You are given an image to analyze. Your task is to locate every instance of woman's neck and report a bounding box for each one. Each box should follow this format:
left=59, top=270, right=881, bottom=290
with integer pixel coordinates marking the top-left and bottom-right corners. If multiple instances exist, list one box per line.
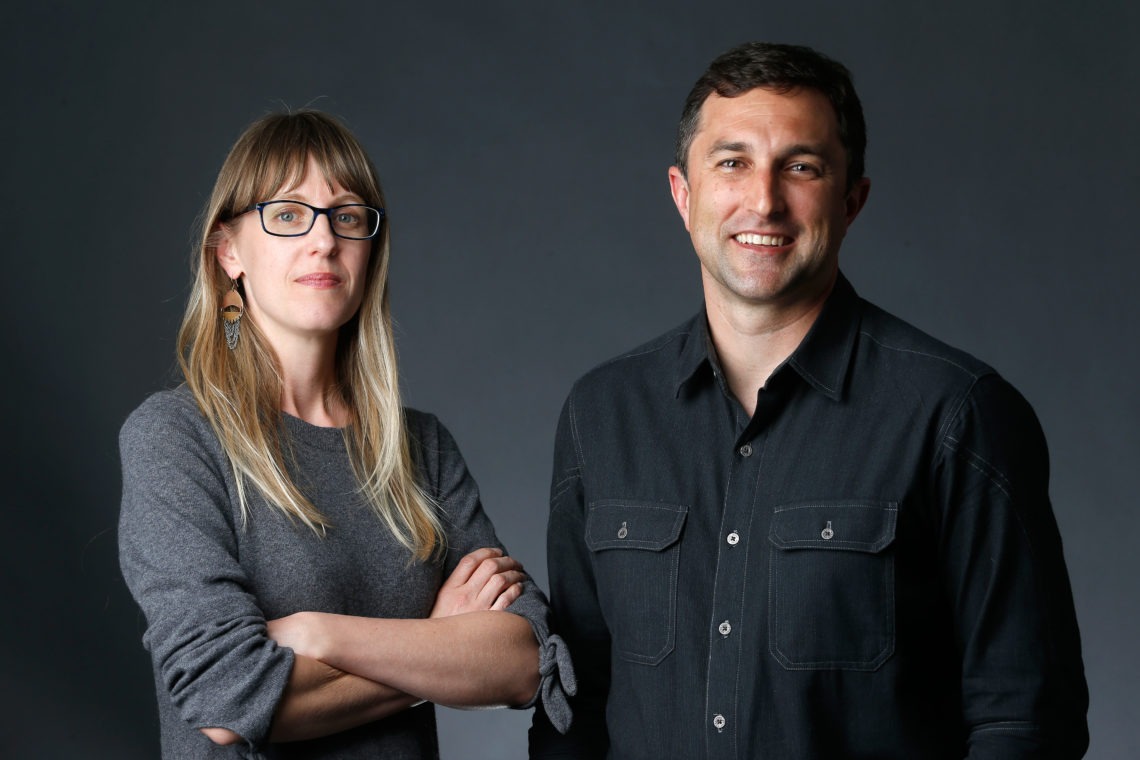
left=274, top=336, right=350, bottom=428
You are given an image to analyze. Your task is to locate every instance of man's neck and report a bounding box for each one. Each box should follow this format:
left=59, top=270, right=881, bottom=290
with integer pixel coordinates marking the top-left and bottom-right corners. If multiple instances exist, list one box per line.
left=705, top=283, right=833, bottom=417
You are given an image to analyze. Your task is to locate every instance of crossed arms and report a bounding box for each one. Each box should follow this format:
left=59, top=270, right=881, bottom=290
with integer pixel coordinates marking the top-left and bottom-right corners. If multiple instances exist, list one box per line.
left=202, top=547, right=539, bottom=745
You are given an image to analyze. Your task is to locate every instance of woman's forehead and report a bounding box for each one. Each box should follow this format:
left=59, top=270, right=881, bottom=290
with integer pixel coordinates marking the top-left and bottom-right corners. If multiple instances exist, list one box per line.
left=261, top=153, right=355, bottom=197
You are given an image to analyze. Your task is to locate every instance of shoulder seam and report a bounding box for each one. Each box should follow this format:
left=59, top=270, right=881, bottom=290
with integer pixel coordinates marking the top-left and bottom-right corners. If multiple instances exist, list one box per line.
left=586, top=328, right=692, bottom=375
left=858, top=330, right=987, bottom=379
left=937, top=376, right=1018, bottom=500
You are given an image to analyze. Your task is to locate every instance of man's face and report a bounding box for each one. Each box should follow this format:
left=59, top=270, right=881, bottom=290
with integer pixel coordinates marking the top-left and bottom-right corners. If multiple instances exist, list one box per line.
left=669, top=87, right=869, bottom=317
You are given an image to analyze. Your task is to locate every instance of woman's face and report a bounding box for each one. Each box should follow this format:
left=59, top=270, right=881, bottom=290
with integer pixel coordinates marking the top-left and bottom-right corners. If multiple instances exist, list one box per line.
left=216, top=156, right=373, bottom=354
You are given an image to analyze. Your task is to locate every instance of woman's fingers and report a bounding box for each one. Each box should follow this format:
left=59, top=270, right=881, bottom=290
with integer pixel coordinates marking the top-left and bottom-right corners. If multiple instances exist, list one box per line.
left=466, top=556, right=523, bottom=592
left=443, top=547, right=507, bottom=587
left=440, top=547, right=497, bottom=587
left=432, top=548, right=527, bottom=617
left=489, top=580, right=524, bottom=611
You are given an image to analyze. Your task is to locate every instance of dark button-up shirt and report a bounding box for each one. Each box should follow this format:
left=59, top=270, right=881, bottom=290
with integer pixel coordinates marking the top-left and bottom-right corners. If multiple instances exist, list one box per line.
left=530, top=274, right=1087, bottom=759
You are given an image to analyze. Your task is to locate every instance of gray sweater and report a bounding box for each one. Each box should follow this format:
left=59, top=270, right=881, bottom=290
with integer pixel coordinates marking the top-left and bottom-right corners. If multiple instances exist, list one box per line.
left=119, top=387, right=570, bottom=759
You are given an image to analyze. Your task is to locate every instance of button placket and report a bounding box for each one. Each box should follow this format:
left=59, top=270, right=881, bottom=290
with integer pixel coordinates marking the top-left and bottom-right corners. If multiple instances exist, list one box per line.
left=707, top=432, right=763, bottom=754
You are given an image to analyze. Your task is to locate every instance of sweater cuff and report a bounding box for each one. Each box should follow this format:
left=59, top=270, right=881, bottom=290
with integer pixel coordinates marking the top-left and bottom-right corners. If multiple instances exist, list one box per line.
left=515, top=630, right=576, bottom=734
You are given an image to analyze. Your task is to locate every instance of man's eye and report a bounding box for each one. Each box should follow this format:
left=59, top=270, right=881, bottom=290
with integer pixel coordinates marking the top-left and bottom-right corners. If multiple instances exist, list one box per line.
left=719, top=158, right=744, bottom=169
left=788, top=162, right=821, bottom=176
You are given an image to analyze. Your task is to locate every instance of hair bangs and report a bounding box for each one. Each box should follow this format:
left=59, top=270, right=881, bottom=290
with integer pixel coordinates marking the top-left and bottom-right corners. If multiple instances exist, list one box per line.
left=221, top=112, right=384, bottom=221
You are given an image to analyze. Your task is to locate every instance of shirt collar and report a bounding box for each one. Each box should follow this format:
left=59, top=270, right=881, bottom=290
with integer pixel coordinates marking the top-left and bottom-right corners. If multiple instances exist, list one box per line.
left=673, top=272, right=862, bottom=401
left=673, top=312, right=715, bottom=396
left=786, top=272, right=860, bottom=401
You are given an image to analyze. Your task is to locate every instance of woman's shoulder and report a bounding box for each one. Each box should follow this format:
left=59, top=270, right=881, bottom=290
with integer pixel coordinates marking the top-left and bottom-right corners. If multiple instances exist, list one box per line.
left=402, top=408, right=469, bottom=491
left=123, top=384, right=201, bottom=428
left=120, top=385, right=216, bottom=456
left=403, top=407, right=469, bottom=455
left=403, top=407, right=442, bottom=442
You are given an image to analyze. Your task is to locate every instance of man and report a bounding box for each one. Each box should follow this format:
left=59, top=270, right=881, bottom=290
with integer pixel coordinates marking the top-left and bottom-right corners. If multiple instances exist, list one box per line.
left=529, top=42, right=1088, bottom=759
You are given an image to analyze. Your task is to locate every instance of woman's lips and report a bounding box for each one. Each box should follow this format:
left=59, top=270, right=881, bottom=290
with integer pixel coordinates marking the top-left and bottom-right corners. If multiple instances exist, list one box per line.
left=295, top=273, right=342, bottom=288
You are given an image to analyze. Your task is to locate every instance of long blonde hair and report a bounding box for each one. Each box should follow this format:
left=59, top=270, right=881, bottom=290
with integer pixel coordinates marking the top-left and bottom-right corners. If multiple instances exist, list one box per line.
left=178, top=110, right=442, bottom=560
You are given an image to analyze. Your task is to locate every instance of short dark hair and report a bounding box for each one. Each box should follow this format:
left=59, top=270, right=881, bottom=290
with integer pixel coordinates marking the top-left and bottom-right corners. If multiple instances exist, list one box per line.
left=674, top=42, right=866, bottom=188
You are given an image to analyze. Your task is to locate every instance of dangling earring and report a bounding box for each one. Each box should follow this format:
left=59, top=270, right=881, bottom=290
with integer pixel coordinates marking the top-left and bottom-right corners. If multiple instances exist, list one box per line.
left=220, top=279, right=244, bottom=350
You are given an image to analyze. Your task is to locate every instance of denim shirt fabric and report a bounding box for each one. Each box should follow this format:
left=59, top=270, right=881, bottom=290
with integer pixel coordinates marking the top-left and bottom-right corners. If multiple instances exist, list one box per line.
left=529, top=274, right=1088, bottom=760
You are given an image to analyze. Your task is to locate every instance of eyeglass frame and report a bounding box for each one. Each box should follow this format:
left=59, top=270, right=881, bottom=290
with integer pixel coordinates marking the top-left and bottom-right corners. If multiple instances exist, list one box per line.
left=238, top=200, right=386, bottom=240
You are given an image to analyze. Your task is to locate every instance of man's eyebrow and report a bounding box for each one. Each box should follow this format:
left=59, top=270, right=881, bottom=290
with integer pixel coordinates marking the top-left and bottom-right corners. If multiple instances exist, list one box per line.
left=707, top=140, right=750, bottom=156
left=780, top=143, right=830, bottom=160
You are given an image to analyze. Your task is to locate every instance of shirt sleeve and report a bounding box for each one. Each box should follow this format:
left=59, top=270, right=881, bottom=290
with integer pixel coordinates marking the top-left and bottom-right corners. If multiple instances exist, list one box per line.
left=935, top=374, right=1088, bottom=759
left=118, top=392, right=293, bottom=750
left=528, top=393, right=611, bottom=757
left=410, top=411, right=575, bottom=733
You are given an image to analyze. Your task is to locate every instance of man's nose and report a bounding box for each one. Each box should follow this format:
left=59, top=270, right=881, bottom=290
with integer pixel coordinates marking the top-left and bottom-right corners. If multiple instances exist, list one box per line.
left=749, top=170, right=786, bottom=217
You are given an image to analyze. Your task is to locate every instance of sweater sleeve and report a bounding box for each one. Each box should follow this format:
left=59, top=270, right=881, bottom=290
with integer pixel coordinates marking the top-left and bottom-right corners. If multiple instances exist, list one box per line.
left=407, top=410, right=576, bottom=733
left=118, top=390, right=293, bottom=750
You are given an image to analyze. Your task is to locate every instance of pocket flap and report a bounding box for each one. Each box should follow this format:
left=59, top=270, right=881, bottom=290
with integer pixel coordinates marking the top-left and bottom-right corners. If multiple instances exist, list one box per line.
left=769, top=500, right=897, bottom=553
left=586, top=500, right=688, bottom=552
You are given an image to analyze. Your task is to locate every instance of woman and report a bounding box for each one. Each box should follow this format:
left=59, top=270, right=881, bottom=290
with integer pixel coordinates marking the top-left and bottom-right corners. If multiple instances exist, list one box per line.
left=119, top=111, right=571, bottom=758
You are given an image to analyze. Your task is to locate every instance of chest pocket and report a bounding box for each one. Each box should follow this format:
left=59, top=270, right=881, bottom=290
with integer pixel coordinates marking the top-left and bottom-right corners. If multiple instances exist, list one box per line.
left=768, top=500, right=897, bottom=671
left=586, top=500, right=687, bottom=665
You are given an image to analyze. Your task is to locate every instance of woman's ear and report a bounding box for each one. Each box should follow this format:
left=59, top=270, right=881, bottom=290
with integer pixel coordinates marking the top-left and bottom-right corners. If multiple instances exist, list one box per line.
left=214, top=225, right=243, bottom=280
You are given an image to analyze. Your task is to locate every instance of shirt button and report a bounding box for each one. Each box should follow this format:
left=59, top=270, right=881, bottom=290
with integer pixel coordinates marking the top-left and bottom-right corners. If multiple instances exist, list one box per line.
left=739, top=443, right=753, bottom=457
left=712, top=714, right=726, bottom=731
left=718, top=620, right=732, bottom=636
left=726, top=532, right=740, bottom=546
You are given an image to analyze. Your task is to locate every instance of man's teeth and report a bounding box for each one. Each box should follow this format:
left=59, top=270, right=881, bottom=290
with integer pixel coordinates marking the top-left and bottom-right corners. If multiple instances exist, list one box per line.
left=735, top=233, right=789, bottom=246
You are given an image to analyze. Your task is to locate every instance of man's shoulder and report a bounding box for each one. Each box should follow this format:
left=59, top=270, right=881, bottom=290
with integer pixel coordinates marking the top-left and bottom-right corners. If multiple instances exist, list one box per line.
left=855, top=298, right=996, bottom=385
left=569, top=315, right=699, bottom=399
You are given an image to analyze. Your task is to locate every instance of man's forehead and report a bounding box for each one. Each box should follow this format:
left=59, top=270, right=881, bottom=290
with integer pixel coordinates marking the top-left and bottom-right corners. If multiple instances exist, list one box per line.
left=693, top=87, right=840, bottom=145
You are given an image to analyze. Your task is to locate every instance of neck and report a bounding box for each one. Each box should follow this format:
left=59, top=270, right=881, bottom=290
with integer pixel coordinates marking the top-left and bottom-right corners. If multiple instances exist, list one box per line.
left=704, top=279, right=834, bottom=417
left=272, top=334, right=349, bottom=428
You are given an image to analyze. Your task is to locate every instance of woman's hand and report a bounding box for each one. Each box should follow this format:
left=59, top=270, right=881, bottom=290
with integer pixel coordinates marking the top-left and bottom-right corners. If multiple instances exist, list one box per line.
left=430, top=547, right=526, bottom=618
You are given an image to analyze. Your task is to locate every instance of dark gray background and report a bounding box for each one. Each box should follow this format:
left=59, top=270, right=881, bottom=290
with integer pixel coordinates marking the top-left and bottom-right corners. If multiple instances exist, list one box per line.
left=2, top=2, right=1136, bottom=757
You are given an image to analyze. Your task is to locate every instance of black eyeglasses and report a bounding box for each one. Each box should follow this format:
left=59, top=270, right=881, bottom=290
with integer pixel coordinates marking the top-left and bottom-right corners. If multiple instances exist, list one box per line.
left=241, top=200, right=384, bottom=240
